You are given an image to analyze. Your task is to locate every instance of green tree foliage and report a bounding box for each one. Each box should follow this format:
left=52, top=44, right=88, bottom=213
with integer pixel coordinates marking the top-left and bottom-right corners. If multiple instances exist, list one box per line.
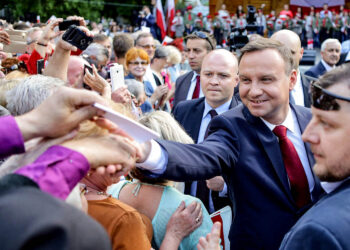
left=1, top=0, right=104, bottom=22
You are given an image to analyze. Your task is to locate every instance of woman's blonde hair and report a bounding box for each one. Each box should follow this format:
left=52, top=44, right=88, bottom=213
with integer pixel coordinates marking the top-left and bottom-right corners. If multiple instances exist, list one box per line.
left=166, top=45, right=182, bottom=65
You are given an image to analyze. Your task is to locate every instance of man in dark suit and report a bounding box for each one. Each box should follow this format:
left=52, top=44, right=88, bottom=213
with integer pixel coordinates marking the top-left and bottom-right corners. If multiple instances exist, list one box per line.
left=137, top=38, right=324, bottom=249
left=272, top=30, right=311, bottom=107
left=173, top=49, right=240, bottom=213
left=280, top=64, right=350, bottom=249
left=305, top=38, right=341, bottom=79
left=173, top=32, right=216, bottom=108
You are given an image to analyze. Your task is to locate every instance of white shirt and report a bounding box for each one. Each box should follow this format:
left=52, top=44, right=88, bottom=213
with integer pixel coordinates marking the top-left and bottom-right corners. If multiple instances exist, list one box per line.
left=260, top=107, right=315, bottom=194
left=290, top=71, right=305, bottom=106
left=321, top=59, right=336, bottom=72
left=143, top=65, right=157, bottom=92
left=185, top=71, right=204, bottom=101
left=321, top=178, right=350, bottom=194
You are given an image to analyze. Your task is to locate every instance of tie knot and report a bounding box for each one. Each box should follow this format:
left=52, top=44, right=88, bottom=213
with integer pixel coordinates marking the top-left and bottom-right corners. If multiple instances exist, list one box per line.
left=196, top=75, right=200, bottom=81
left=208, top=109, right=218, bottom=119
left=273, top=125, right=287, bottom=139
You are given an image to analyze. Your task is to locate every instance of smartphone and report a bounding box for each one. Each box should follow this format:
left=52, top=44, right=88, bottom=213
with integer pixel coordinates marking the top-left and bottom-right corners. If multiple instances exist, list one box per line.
left=37, top=59, right=45, bottom=74
left=62, top=25, right=93, bottom=51
left=59, top=20, right=80, bottom=31
left=110, top=63, right=125, bottom=91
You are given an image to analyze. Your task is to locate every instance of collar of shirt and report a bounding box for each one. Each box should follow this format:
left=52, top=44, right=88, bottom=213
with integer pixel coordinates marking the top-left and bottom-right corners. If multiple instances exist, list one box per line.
left=321, top=59, right=335, bottom=72
left=260, top=106, right=296, bottom=134
left=345, top=51, right=350, bottom=62
left=321, top=177, right=350, bottom=194
left=186, top=71, right=204, bottom=100
left=197, top=99, right=231, bottom=143
left=191, top=71, right=200, bottom=82
left=202, top=99, right=231, bottom=119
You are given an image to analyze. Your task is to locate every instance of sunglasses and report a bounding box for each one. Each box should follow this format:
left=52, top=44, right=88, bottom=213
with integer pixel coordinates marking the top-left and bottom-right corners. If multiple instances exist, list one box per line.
left=193, top=31, right=214, bottom=50
left=311, top=83, right=350, bottom=111
left=129, top=61, right=148, bottom=66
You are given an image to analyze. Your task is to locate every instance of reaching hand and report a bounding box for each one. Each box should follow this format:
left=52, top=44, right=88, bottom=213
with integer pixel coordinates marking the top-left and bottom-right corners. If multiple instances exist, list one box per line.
left=84, top=64, right=112, bottom=99
left=15, top=86, right=108, bottom=141
left=206, top=176, right=225, bottom=191
left=197, top=222, right=221, bottom=250
left=0, top=30, right=10, bottom=45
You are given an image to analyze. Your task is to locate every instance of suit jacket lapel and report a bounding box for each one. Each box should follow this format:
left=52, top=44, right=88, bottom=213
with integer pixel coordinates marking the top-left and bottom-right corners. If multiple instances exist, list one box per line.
left=243, top=107, right=294, bottom=203
left=191, top=99, right=205, bottom=143
left=291, top=105, right=324, bottom=199
left=300, top=74, right=311, bottom=107
left=181, top=71, right=194, bottom=101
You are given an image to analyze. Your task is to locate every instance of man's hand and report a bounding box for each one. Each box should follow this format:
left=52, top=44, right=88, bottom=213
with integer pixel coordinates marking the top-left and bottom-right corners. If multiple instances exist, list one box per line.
left=0, top=30, right=10, bottom=45
left=206, top=176, right=225, bottom=191
left=197, top=222, right=221, bottom=250
left=111, top=86, right=132, bottom=105
left=15, top=86, right=107, bottom=141
left=61, top=133, right=137, bottom=173
left=84, top=64, right=112, bottom=99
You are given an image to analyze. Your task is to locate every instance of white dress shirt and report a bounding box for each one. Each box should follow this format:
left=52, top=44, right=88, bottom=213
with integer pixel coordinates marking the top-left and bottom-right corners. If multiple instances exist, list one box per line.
left=290, top=71, right=305, bottom=106
left=321, top=177, right=350, bottom=194
left=321, top=59, right=336, bottom=72
left=185, top=71, right=204, bottom=101
left=261, top=107, right=315, bottom=194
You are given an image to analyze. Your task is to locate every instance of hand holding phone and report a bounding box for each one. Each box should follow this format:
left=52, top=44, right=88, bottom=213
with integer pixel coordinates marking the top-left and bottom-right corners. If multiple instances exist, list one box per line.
left=62, top=25, right=93, bottom=51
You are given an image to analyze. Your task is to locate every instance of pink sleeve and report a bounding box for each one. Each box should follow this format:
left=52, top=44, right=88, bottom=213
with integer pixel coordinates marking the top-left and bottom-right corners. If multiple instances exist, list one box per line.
left=15, top=145, right=90, bottom=200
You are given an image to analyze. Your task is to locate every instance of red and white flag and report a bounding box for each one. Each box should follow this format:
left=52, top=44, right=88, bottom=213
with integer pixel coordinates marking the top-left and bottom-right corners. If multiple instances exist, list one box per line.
left=166, top=0, right=175, bottom=36
left=156, top=0, right=167, bottom=39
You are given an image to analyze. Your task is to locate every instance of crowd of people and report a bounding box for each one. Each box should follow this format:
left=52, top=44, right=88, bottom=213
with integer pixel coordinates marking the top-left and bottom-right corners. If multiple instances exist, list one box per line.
left=0, top=3, right=350, bottom=250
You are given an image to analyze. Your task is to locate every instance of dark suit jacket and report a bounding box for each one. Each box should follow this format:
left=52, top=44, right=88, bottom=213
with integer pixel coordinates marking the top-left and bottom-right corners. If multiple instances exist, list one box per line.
left=280, top=179, right=350, bottom=250
left=173, top=71, right=194, bottom=108
left=172, top=96, right=240, bottom=211
left=304, top=61, right=327, bottom=79
left=337, top=52, right=350, bottom=65
left=155, top=104, right=324, bottom=250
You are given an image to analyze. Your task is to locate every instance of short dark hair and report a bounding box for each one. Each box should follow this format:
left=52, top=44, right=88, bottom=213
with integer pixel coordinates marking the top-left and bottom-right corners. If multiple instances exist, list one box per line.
left=185, top=32, right=216, bottom=51
left=113, top=33, right=134, bottom=59
left=93, top=34, right=109, bottom=43
left=239, top=38, right=294, bottom=75
left=317, top=64, right=350, bottom=89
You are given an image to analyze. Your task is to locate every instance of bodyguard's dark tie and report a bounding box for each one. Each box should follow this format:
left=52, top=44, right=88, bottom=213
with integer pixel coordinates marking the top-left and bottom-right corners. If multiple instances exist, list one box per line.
left=197, top=109, right=218, bottom=212
left=273, top=125, right=311, bottom=208
left=192, top=75, right=200, bottom=99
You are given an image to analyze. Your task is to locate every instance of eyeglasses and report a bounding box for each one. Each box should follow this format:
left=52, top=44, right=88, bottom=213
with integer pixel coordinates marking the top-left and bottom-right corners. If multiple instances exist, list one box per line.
left=193, top=31, right=214, bottom=50
left=129, top=61, right=148, bottom=66
left=79, top=183, right=88, bottom=196
left=311, top=82, right=350, bottom=111
left=140, top=44, right=156, bottom=49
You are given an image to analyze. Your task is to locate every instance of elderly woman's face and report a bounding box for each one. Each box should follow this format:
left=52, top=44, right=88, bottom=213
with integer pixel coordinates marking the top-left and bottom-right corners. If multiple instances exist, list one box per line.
left=128, top=56, right=148, bottom=79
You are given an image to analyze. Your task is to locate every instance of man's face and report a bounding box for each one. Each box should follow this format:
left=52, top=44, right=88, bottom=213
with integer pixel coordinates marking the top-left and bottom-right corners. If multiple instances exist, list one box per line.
left=239, top=49, right=296, bottom=124
left=302, top=84, right=350, bottom=181
left=201, top=52, right=238, bottom=108
left=321, top=42, right=341, bottom=66
left=185, top=39, right=208, bottom=73
left=136, top=37, right=155, bottom=59
left=97, top=39, right=112, bottom=60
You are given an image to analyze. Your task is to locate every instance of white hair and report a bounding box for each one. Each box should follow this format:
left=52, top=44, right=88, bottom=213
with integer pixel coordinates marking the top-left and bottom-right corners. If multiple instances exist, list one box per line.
left=6, top=75, right=65, bottom=116
left=125, top=79, right=145, bottom=100
left=321, top=38, right=341, bottom=51
left=166, top=45, right=182, bottom=65
left=83, top=43, right=109, bottom=63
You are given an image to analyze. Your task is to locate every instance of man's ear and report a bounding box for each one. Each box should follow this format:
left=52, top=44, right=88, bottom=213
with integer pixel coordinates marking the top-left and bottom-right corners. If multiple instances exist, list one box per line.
left=289, top=69, right=297, bottom=91
left=299, top=47, right=304, bottom=61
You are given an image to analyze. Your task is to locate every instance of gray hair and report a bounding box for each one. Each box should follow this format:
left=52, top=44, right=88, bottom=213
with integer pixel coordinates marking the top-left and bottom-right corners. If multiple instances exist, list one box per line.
left=6, top=75, right=65, bottom=116
left=125, top=79, right=145, bottom=100
left=321, top=39, right=341, bottom=52
left=83, top=43, right=109, bottom=63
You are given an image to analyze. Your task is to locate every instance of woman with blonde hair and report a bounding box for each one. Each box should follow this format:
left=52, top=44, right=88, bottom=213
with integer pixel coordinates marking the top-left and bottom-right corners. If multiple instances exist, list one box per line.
left=108, top=111, right=213, bottom=250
